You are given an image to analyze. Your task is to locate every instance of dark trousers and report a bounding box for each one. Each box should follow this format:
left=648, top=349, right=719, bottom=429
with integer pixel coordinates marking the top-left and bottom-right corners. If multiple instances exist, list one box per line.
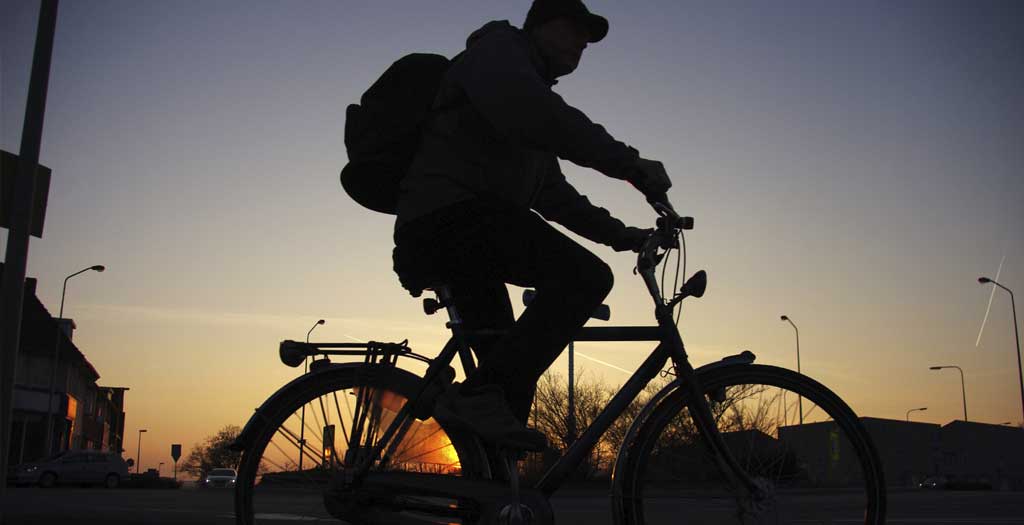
left=393, top=200, right=614, bottom=423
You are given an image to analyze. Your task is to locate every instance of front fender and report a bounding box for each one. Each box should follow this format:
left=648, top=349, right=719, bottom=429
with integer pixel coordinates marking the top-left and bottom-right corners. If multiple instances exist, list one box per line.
left=230, top=362, right=422, bottom=452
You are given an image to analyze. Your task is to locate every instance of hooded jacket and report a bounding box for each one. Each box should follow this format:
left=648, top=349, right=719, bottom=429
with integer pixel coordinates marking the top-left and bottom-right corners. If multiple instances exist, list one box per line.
left=395, top=21, right=641, bottom=249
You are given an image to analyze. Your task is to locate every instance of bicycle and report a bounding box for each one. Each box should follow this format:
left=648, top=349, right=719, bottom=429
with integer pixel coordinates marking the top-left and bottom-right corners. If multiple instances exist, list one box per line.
left=231, top=196, right=887, bottom=524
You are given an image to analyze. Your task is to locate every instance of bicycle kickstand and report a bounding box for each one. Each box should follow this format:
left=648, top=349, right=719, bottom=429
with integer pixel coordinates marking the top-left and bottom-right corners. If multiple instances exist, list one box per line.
left=497, top=448, right=534, bottom=525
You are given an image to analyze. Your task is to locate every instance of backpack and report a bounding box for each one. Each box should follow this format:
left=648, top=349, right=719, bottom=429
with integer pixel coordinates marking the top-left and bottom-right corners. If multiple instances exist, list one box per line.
left=340, top=53, right=451, bottom=214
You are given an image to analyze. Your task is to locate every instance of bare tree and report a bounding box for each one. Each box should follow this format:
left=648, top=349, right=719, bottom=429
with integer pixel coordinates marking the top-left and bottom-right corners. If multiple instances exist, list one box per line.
left=180, top=425, right=243, bottom=478
left=530, top=369, right=672, bottom=478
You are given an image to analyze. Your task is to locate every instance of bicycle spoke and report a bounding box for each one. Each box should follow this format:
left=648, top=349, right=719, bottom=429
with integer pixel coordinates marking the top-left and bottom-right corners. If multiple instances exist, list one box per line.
left=309, top=396, right=324, bottom=434
left=289, top=412, right=326, bottom=455
left=237, top=370, right=477, bottom=525
left=392, top=422, right=444, bottom=461
left=332, top=391, right=350, bottom=443
left=275, top=423, right=323, bottom=470
left=318, top=394, right=330, bottom=427
left=390, top=418, right=426, bottom=460
left=399, top=439, right=454, bottom=463
left=626, top=366, right=883, bottom=524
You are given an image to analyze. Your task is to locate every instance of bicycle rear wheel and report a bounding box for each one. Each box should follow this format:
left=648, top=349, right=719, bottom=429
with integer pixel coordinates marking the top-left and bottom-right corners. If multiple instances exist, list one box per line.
left=235, top=364, right=487, bottom=524
left=614, top=364, right=885, bottom=524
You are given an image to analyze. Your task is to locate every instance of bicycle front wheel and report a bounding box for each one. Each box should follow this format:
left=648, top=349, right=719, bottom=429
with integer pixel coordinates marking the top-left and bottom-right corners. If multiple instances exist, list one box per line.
left=235, top=364, right=487, bottom=525
left=615, top=364, right=886, bottom=524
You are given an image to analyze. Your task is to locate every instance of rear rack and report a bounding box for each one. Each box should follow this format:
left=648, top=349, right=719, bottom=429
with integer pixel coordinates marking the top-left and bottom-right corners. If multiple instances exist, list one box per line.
left=278, top=340, right=434, bottom=369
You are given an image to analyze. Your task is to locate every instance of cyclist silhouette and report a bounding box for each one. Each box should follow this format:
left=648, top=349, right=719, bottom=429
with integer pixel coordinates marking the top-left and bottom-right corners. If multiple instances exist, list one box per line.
left=392, top=0, right=671, bottom=451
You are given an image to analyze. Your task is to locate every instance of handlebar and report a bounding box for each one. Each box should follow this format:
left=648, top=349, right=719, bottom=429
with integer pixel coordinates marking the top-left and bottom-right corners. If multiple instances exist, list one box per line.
left=635, top=192, right=694, bottom=306
left=646, top=193, right=693, bottom=231
left=638, top=193, right=692, bottom=253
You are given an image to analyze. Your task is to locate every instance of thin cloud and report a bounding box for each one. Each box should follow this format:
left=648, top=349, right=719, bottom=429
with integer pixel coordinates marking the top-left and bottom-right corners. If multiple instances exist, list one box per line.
left=78, top=303, right=440, bottom=339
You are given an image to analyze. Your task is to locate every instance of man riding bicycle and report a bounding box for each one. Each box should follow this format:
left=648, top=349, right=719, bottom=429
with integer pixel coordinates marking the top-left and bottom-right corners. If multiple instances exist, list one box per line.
left=392, top=0, right=672, bottom=452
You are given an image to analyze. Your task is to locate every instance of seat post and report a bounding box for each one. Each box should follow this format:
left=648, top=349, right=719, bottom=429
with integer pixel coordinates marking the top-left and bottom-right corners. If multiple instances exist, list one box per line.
left=433, top=284, right=477, bottom=375
left=434, top=285, right=461, bottom=326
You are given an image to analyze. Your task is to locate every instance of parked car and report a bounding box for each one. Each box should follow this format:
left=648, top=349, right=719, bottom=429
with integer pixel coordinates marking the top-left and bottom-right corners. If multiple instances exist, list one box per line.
left=12, top=450, right=130, bottom=488
left=201, top=468, right=237, bottom=488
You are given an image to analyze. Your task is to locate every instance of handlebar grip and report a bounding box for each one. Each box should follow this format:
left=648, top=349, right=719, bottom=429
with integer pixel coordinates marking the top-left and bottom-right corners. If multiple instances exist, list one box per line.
left=646, top=192, right=671, bottom=209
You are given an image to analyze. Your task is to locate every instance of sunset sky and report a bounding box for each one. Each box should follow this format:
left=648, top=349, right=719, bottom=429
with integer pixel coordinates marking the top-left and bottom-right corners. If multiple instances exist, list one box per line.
left=3, top=0, right=1022, bottom=473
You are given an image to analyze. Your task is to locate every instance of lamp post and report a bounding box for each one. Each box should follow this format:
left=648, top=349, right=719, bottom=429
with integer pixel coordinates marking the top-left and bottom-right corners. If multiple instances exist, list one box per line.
left=929, top=365, right=967, bottom=421
left=44, top=265, right=105, bottom=455
left=136, top=429, right=147, bottom=474
left=297, top=319, right=325, bottom=472
left=978, top=277, right=1023, bottom=423
left=780, top=315, right=803, bottom=425
left=158, top=462, right=164, bottom=476
left=906, top=407, right=927, bottom=422
left=307, top=319, right=325, bottom=345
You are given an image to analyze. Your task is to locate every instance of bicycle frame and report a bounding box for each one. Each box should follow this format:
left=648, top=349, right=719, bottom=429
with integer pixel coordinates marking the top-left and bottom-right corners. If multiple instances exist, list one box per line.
left=265, top=202, right=763, bottom=510
left=326, top=288, right=760, bottom=503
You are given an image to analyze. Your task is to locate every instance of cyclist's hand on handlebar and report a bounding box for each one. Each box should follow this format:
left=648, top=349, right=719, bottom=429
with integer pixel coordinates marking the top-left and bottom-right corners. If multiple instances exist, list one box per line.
left=627, top=158, right=672, bottom=198
left=611, top=226, right=654, bottom=252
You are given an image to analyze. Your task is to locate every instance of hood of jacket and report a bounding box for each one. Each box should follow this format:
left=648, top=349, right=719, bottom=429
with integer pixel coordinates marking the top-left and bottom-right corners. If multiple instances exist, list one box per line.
left=465, top=20, right=556, bottom=85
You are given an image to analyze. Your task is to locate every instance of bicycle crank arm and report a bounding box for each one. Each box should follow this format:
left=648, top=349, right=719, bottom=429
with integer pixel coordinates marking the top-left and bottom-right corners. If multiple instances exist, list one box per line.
left=329, top=470, right=555, bottom=525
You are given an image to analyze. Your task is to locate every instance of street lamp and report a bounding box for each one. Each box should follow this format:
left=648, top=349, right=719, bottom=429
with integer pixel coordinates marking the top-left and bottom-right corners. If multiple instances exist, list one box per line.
left=45, top=264, right=105, bottom=455
left=136, top=429, right=147, bottom=474
left=929, top=365, right=968, bottom=421
left=780, top=315, right=803, bottom=425
left=158, top=462, right=164, bottom=476
left=978, top=277, right=1023, bottom=423
left=306, top=319, right=325, bottom=344
left=906, top=407, right=927, bottom=422
left=298, top=319, right=325, bottom=472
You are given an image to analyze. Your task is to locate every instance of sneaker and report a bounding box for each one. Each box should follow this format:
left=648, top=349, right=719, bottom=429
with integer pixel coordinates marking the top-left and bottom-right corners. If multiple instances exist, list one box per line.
left=435, top=384, right=547, bottom=452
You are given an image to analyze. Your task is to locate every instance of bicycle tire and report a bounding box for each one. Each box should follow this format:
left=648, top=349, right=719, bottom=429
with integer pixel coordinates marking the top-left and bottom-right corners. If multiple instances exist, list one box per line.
left=235, top=363, right=488, bottom=524
left=613, top=364, right=886, bottom=524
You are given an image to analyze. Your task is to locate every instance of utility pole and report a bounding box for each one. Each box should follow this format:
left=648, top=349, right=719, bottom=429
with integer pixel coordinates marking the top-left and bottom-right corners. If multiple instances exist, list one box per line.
left=567, top=341, right=576, bottom=443
left=0, top=0, right=60, bottom=510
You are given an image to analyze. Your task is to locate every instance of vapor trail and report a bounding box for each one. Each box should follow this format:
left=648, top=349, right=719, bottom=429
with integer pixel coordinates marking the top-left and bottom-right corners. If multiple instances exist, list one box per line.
left=976, top=255, right=1006, bottom=347
left=575, top=351, right=634, bottom=375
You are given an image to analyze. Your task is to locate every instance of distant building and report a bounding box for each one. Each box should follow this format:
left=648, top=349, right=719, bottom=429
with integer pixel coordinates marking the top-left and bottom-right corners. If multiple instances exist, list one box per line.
left=2, top=263, right=129, bottom=466
left=780, top=417, right=1023, bottom=489
left=776, top=418, right=940, bottom=487
left=939, top=420, right=1024, bottom=490
left=861, top=418, right=942, bottom=487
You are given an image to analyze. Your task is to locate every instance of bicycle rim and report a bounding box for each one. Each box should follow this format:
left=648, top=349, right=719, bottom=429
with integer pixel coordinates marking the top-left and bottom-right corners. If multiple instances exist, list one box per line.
left=620, top=364, right=885, bottom=525
left=235, top=365, right=485, bottom=524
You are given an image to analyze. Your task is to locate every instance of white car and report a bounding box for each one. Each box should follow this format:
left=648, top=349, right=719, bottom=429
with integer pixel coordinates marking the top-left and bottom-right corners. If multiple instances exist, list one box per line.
left=12, top=450, right=130, bottom=488
left=202, top=467, right=237, bottom=488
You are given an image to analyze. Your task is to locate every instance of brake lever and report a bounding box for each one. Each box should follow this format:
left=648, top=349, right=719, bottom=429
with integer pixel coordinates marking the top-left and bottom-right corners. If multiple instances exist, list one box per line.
left=649, top=199, right=675, bottom=218
left=644, top=191, right=671, bottom=213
